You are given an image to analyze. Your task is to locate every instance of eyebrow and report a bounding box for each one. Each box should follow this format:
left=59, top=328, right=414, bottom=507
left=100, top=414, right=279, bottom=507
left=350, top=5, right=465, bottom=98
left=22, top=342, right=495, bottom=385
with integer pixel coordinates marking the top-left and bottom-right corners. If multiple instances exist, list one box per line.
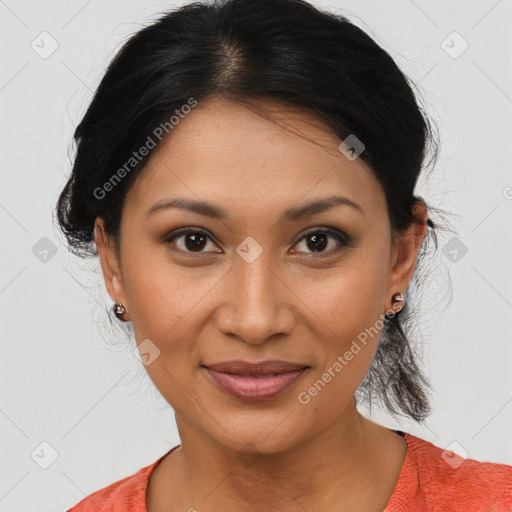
left=145, top=195, right=364, bottom=222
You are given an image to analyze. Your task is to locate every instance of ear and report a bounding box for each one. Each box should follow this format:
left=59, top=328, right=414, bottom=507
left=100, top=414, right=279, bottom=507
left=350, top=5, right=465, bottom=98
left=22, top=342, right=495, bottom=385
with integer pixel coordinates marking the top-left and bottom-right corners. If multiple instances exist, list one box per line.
left=94, top=217, right=130, bottom=321
left=386, top=200, right=428, bottom=312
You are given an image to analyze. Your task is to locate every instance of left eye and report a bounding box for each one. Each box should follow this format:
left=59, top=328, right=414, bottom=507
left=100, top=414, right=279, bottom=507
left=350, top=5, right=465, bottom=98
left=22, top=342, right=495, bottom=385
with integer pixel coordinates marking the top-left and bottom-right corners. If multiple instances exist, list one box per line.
left=292, top=229, right=347, bottom=255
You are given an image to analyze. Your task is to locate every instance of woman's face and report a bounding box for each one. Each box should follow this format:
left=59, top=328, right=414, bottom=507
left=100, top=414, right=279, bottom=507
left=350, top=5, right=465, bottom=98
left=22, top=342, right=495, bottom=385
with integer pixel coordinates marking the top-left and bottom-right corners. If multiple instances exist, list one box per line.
left=96, top=97, right=425, bottom=454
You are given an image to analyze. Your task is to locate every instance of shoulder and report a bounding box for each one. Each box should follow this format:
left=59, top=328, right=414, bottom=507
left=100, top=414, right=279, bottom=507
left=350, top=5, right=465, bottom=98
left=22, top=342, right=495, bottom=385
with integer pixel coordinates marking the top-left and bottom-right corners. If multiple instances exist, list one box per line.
left=65, top=454, right=166, bottom=512
left=402, top=433, right=512, bottom=511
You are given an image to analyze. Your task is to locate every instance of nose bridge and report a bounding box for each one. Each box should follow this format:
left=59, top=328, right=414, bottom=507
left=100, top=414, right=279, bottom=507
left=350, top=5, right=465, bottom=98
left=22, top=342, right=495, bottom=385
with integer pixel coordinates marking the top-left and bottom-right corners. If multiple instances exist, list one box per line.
left=217, top=248, right=293, bottom=344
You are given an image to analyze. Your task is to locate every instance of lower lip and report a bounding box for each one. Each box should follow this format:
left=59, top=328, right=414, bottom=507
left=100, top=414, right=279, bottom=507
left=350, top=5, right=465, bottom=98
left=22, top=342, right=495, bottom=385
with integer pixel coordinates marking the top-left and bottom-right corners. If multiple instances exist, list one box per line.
left=204, top=367, right=308, bottom=401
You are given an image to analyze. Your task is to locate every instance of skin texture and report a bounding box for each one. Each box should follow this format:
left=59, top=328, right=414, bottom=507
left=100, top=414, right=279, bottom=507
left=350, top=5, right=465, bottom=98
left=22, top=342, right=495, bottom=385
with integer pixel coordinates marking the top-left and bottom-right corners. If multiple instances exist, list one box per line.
left=95, top=97, right=428, bottom=511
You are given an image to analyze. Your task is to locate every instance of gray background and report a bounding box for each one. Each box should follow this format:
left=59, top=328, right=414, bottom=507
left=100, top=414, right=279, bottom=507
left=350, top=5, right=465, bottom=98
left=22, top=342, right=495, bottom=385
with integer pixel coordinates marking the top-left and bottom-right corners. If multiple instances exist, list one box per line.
left=0, top=0, right=511, bottom=510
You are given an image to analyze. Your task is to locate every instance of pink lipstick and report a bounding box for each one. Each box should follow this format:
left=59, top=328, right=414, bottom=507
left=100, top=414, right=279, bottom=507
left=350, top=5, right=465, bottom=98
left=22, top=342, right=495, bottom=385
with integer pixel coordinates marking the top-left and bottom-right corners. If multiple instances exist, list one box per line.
left=202, top=360, right=309, bottom=401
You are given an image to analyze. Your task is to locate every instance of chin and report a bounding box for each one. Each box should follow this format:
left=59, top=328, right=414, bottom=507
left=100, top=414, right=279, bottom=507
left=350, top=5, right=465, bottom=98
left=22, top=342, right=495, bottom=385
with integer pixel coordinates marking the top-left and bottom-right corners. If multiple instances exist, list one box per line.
left=204, top=412, right=310, bottom=456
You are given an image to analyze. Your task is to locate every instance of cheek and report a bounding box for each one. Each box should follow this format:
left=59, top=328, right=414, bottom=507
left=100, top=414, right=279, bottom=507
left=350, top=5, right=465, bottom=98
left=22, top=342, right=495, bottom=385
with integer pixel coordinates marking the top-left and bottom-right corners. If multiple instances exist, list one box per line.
left=122, top=241, right=220, bottom=336
left=295, top=309, right=381, bottom=427
left=121, top=247, right=229, bottom=384
left=297, top=259, right=387, bottom=396
left=303, top=258, right=386, bottom=344
left=123, top=258, right=209, bottom=407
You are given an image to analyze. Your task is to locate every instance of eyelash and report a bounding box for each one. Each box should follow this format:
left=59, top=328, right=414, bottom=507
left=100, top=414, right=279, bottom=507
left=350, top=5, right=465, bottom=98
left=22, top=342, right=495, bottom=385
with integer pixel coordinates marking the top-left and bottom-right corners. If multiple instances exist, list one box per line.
left=163, top=227, right=350, bottom=258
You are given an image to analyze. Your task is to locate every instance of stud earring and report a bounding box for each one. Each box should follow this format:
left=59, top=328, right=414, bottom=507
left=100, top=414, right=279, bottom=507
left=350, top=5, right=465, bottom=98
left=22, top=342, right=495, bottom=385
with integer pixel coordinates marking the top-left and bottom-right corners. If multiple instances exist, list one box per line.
left=113, top=302, right=126, bottom=320
left=391, top=292, right=404, bottom=312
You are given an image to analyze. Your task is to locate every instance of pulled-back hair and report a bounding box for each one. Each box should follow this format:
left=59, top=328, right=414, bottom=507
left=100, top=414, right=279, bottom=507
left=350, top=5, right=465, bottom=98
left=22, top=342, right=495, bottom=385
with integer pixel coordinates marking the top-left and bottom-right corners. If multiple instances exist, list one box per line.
left=56, top=0, right=453, bottom=422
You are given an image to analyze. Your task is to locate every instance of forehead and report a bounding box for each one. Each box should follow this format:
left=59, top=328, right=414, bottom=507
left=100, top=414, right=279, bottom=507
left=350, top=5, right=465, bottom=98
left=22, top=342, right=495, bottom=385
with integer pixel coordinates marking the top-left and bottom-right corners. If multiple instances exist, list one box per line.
left=124, top=97, right=386, bottom=222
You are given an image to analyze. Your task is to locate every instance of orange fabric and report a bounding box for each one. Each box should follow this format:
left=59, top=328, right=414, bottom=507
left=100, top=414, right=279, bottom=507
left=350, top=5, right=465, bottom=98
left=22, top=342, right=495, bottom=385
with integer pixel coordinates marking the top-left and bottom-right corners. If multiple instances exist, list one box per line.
left=67, top=432, right=512, bottom=511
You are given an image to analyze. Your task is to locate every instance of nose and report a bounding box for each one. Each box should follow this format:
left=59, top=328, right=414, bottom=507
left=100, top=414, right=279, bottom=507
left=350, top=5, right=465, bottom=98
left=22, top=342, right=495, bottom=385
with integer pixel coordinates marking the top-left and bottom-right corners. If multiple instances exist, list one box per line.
left=215, top=254, right=296, bottom=345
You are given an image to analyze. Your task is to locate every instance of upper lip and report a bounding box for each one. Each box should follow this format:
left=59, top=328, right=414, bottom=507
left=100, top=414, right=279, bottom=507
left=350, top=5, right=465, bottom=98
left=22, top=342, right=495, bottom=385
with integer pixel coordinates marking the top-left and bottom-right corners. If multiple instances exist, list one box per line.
left=203, top=360, right=309, bottom=375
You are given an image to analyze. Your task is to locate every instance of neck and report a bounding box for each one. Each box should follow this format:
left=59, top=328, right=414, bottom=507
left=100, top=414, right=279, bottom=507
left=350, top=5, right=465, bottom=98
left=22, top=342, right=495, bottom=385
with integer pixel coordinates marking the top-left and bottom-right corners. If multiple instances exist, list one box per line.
left=159, top=401, right=407, bottom=512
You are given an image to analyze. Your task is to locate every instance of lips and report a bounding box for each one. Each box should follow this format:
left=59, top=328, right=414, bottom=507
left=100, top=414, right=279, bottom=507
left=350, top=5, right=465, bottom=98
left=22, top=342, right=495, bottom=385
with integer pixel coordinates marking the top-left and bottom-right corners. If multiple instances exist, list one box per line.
left=205, top=360, right=308, bottom=375
left=202, top=360, right=310, bottom=401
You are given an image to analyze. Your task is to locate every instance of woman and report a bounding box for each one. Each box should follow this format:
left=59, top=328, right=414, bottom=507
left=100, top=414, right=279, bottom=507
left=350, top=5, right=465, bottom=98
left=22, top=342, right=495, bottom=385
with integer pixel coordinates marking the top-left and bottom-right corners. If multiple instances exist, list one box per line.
left=58, top=0, right=512, bottom=510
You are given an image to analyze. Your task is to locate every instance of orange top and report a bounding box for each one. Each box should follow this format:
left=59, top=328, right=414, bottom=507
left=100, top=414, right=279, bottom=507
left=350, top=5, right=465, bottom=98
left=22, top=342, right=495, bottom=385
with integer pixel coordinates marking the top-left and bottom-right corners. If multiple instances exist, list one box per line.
left=67, top=431, right=512, bottom=512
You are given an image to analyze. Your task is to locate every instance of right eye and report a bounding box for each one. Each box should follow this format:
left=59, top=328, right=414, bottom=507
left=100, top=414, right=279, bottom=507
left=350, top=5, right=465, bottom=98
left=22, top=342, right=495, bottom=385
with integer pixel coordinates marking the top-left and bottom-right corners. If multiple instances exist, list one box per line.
left=164, top=227, right=223, bottom=254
